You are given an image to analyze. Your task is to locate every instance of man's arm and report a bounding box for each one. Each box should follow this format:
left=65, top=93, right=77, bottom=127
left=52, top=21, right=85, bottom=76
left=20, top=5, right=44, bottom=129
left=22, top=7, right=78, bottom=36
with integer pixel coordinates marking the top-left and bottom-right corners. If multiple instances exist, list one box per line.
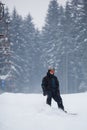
left=41, top=77, right=47, bottom=96
left=55, top=76, right=60, bottom=95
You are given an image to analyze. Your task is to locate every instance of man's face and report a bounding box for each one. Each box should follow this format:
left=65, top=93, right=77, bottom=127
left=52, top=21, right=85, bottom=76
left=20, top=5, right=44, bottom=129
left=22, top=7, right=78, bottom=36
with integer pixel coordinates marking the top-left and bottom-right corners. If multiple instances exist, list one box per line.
left=49, top=69, right=55, bottom=75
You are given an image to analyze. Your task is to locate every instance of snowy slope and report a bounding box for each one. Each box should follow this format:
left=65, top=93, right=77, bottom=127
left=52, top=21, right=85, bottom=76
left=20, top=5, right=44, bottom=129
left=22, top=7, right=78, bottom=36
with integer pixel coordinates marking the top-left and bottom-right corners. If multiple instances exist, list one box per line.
left=0, top=92, right=87, bottom=130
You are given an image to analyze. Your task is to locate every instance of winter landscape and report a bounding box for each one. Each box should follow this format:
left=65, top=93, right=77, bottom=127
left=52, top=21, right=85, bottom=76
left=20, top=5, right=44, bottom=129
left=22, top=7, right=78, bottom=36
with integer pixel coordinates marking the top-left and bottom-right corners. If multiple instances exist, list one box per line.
left=0, top=0, right=87, bottom=130
left=0, top=92, right=87, bottom=130
left=0, top=0, right=87, bottom=93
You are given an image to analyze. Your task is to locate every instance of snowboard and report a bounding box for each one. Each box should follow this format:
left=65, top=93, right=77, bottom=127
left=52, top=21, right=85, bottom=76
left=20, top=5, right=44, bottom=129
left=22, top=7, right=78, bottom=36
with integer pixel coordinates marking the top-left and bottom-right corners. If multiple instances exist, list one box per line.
left=64, top=110, right=78, bottom=115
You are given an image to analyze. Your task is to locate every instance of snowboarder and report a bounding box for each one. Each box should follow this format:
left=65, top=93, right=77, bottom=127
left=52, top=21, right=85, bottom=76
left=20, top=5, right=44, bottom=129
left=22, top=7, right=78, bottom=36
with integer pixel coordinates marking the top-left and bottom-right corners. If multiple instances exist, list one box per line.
left=41, top=68, right=65, bottom=111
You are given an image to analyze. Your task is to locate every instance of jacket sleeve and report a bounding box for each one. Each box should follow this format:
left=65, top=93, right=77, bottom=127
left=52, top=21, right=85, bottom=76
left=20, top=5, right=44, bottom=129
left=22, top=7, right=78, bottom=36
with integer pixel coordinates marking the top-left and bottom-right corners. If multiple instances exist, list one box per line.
left=41, top=77, right=47, bottom=91
left=55, top=76, right=59, bottom=87
left=55, top=77, right=60, bottom=95
left=41, top=77, right=48, bottom=96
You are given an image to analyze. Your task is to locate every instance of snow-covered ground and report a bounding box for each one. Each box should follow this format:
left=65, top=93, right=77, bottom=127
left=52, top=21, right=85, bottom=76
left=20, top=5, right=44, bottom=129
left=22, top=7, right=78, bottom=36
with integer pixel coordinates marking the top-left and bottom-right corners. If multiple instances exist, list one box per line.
left=0, top=92, right=87, bottom=130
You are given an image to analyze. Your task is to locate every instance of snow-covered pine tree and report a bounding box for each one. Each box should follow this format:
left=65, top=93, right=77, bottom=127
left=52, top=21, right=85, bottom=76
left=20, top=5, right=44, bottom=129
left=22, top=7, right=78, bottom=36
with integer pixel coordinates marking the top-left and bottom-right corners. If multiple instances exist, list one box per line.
left=0, top=6, right=12, bottom=91
left=81, top=0, right=87, bottom=91
left=60, top=1, right=73, bottom=93
left=67, top=0, right=84, bottom=93
left=10, top=8, right=25, bottom=92
left=62, top=0, right=87, bottom=93
left=74, top=0, right=87, bottom=92
left=61, top=0, right=83, bottom=93
left=22, top=14, right=36, bottom=92
left=32, top=29, right=43, bottom=92
left=41, top=0, right=60, bottom=70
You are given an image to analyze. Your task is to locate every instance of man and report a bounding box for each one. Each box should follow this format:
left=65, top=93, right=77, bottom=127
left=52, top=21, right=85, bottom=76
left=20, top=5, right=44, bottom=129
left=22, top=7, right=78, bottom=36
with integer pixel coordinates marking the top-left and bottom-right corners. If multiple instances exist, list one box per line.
left=41, top=68, right=65, bottom=111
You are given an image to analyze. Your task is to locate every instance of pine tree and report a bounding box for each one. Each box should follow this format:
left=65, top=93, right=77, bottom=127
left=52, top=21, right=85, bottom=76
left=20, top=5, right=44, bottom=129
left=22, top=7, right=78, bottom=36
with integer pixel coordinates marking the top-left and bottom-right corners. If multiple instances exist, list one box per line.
left=61, top=1, right=73, bottom=93
left=68, top=0, right=84, bottom=93
left=42, top=0, right=60, bottom=69
left=32, top=29, right=43, bottom=92
left=76, top=0, right=87, bottom=92
left=0, top=6, right=12, bottom=91
left=63, top=0, right=87, bottom=93
left=10, top=8, right=24, bottom=92
left=22, top=14, right=36, bottom=92
left=61, top=0, right=83, bottom=93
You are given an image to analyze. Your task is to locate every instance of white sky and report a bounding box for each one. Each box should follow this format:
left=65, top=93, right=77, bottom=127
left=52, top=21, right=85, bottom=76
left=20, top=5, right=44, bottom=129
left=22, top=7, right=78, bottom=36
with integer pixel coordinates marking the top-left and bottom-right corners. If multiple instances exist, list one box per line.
left=2, top=0, right=67, bottom=29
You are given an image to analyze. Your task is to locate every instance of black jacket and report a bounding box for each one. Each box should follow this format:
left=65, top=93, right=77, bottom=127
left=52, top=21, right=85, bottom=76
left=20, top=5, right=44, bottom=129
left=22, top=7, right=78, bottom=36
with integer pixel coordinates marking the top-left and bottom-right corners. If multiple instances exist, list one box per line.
left=41, top=71, right=60, bottom=94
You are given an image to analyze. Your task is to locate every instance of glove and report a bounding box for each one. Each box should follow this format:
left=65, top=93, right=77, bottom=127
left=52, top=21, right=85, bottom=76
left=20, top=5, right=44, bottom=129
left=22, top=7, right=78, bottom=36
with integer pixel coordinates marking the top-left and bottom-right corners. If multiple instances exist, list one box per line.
left=43, top=91, right=47, bottom=96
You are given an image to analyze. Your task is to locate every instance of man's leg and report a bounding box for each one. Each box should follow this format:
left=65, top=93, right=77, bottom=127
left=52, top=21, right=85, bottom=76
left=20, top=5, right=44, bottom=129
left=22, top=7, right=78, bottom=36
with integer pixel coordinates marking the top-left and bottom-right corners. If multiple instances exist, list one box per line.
left=53, top=92, right=64, bottom=110
left=57, top=96, right=64, bottom=110
left=46, top=91, right=52, bottom=106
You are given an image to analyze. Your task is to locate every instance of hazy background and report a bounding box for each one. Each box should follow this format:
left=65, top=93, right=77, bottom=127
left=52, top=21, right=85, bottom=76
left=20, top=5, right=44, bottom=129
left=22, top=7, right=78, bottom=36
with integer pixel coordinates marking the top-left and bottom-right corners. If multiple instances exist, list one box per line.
left=1, top=0, right=87, bottom=94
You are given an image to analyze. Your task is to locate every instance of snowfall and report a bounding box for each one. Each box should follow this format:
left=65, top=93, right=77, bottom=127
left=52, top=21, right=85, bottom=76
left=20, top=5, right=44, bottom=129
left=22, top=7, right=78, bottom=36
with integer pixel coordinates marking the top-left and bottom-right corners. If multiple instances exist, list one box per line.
left=0, top=92, right=87, bottom=130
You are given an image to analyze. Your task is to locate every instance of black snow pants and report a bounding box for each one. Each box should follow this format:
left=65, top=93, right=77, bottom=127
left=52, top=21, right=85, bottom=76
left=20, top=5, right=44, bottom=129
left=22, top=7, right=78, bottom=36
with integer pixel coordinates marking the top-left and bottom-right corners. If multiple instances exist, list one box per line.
left=46, top=89, right=64, bottom=111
